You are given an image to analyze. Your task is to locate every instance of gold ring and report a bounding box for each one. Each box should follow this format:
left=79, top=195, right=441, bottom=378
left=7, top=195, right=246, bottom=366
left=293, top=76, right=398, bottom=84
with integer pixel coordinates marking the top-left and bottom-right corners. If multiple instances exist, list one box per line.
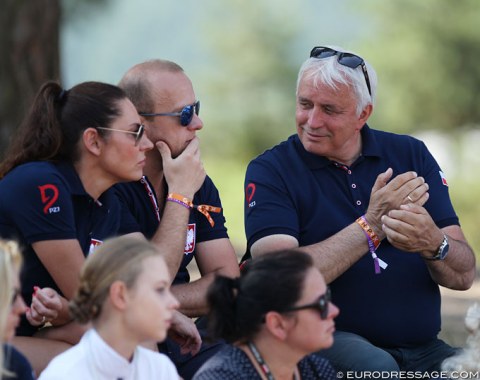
left=407, top=195, right=414, bottom=203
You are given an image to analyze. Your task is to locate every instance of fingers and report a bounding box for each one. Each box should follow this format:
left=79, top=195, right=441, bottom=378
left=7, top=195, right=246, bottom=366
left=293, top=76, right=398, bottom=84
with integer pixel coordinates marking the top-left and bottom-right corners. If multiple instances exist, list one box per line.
left=371, top=168, right=393, bottom=193
left=156, top=141, right=172, bottom=164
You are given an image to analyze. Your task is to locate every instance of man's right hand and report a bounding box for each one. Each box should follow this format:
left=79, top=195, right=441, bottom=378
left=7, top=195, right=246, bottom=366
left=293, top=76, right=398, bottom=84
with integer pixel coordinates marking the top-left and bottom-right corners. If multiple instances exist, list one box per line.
left=157, top=137, right=206, bottom=199
left=365, top=168, right=429, bottom=239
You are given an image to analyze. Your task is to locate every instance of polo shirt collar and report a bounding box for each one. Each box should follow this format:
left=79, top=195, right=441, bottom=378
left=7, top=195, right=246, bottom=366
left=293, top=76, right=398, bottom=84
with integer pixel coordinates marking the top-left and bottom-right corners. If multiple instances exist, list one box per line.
left=294, top=124, right=382, bottom=169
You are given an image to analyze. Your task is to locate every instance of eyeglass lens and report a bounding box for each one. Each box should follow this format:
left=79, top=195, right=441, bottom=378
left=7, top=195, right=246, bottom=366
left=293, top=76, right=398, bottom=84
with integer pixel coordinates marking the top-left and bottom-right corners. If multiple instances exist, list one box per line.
left=180, top=101, right=200, bottom=126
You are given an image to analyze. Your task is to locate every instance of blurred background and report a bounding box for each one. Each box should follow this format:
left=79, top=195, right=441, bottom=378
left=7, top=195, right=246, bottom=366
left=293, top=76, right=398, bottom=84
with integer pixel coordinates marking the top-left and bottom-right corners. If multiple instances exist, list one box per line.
left=2, top=0, right=479, bottom=259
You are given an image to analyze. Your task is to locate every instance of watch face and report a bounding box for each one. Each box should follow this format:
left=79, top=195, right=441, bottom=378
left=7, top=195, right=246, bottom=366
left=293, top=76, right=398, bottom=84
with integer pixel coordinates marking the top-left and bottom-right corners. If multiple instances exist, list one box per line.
left=439, top=236, right=449, bottom=260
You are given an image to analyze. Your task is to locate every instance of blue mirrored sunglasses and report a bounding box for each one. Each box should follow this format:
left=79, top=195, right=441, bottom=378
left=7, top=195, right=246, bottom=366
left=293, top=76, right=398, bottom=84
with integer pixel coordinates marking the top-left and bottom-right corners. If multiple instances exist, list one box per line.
left=140, top=101, right=200, bottom=126
left=310, top=46, right=372, bottom=96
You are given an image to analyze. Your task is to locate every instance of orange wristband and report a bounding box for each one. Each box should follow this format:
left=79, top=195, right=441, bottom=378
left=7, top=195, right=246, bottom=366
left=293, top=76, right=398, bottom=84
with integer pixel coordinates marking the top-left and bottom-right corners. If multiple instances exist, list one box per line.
left=166, top=193, right=222, bottom=227
left=356, top=215, right=381, bottom=250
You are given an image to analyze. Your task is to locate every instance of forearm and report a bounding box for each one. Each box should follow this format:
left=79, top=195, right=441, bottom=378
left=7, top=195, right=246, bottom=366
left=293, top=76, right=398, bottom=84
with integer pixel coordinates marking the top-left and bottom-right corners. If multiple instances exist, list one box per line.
left=171, top=275, right=214, bottom=317
left=150, top=201, right=190, bottom=279
left=299, top=222, right=373, bottom=284
left=34, top=320, right=89, bottom=345
left=424, top=235, right=476, bottom=290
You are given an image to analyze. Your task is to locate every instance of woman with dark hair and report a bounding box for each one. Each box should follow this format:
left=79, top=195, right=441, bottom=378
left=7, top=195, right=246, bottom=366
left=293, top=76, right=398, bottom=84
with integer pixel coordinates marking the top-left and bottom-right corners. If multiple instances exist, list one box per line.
left=0, top=80, right=153, bottom=374
left=39, top=236, right=180, bottom=380
left=193, top=250, right=339, bottom=380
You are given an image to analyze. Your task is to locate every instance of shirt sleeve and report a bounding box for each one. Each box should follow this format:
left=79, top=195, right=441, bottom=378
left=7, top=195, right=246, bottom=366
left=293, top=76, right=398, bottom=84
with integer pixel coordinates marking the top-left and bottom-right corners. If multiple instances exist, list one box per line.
left=193, top=175, right=229, bottom=243
left=4, top=168, right=77, bottom=243
left=244, top=157, right=300, bottom=249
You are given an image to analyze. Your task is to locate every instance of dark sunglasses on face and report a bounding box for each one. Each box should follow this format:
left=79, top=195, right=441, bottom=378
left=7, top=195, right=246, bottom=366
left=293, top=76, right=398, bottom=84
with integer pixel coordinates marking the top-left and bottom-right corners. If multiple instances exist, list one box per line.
left=97, top=123, right=145, bottom=146
left=284, top=286, right=331, bottom=320
left=310, top=46, right=372, bottom=97
left=139, top=101, right=200, bottom=127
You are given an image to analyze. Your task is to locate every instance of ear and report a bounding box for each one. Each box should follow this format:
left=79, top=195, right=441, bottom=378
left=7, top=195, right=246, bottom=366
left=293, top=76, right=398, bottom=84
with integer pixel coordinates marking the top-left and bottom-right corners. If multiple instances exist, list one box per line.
left=109, top=281, right=129, bottom=311
left=83, top=127, right=102, bottom=156
left=357, top=104, right=373, bottom=128
left=264, top=311, right=293, bottom=341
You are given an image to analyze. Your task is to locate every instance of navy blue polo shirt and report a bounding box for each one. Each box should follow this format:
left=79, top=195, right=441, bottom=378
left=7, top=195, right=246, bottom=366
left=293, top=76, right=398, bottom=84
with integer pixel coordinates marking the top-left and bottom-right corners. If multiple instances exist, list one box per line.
left=115, top=175, right=229, bottom=285
left=0, top=161, right=124, bottom=336
left=244, top=125, right=458, bottom=348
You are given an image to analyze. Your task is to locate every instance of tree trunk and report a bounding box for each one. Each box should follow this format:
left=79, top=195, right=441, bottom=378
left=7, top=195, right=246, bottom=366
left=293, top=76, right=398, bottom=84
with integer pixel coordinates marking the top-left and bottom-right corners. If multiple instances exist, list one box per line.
left=0, top=0, right=60, bottom=157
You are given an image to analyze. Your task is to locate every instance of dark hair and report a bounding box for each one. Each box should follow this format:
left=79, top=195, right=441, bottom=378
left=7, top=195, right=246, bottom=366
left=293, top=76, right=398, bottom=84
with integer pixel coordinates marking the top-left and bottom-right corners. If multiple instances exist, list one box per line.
left=0, top=81, right=127, bottom=178
left=207, top=250, right=313, bottom=343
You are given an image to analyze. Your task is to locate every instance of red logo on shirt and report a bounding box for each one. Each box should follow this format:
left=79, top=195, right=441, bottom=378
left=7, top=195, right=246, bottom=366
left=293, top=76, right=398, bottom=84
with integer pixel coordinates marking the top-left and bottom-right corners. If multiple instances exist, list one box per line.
left=38, top=184, right=59, bottom=214
left=439, top=171, right=448, bottom=187
left=246, top=183, right=256, bottom=208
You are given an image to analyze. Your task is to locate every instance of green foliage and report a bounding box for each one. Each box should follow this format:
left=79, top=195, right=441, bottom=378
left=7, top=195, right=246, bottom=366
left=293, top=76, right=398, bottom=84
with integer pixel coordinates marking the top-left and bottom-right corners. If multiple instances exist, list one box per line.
left=360, top=0, right=480, bottom=133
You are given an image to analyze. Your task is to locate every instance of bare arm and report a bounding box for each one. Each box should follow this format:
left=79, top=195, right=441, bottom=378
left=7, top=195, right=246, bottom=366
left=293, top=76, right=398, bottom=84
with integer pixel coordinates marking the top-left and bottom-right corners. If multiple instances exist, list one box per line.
left=252, top=169, right=429, bottom=284
left=172, top=238, right=239, bottom=317
left=151, top=138, right=206, bottom=278
left=382, top=204, right=476, bottom=290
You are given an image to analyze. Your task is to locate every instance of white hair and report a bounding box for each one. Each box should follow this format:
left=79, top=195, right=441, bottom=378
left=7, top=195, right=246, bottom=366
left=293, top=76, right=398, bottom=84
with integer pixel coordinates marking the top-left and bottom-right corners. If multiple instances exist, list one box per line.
left=296, top=45, right=377, bottom=116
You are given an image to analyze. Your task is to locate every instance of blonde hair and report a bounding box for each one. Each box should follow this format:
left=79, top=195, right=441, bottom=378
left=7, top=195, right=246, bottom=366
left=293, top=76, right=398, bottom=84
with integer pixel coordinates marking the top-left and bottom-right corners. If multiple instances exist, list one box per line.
left=0, top=239, right=23, bottom=377
left=70, top=236, right=162, bottom=324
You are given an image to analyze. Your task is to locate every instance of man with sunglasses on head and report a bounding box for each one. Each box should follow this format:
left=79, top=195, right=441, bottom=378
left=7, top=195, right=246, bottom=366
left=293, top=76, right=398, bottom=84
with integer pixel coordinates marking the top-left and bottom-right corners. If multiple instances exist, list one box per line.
left=116, top=59, right=240, bottom=380
left=243, top=45, right=476, bottom=374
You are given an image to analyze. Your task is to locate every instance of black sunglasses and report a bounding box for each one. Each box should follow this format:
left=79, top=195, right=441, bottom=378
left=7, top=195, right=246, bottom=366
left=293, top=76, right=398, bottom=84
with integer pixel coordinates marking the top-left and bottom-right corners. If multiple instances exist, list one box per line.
left=310, top=46, right=372, bottom=97
left=140, top=101, right=200, bottom=127
left=284, top=287, right=331, bottom=320
left=97, top=123, right=145, bottom=146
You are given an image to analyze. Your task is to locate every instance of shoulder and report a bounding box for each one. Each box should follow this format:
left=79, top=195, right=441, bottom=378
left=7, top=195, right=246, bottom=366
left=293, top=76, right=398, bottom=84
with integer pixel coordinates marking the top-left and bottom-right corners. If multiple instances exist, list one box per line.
left=2, top=344, right=35, bottom=380
left=136, top=347, right=178, bottom=377
left=299, top=353, right=337, bottom=379
left=248, top=135, right=297, bottom=167
left=0, top=162, right=65, bottom=187
left=194, top=346, right=257, bottom=380
left=38, top=343, right=87, bottom=380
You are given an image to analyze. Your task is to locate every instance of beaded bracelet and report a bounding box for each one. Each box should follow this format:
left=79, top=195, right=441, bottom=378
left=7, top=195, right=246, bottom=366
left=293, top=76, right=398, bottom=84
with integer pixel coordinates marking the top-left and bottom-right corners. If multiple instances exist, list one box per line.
left=356, top=215, right=388, bottom=274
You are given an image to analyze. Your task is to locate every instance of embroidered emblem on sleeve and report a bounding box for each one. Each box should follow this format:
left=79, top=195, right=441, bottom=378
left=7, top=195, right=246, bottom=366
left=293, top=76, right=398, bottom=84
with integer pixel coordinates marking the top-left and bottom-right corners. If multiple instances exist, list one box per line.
left=38, top=184, right=60, bottom=214
left=184, top=224, right=196, bottom=255
left=439, top=171, right=448, bottom=187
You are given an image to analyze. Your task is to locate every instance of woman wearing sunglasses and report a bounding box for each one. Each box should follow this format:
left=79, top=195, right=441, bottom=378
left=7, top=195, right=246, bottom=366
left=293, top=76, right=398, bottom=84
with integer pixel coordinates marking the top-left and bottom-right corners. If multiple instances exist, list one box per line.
left=0, top=81, right=153, bottom=375
left=1, top=239, right=34, bottom=380
left=193, top=250, right=339, bottom=380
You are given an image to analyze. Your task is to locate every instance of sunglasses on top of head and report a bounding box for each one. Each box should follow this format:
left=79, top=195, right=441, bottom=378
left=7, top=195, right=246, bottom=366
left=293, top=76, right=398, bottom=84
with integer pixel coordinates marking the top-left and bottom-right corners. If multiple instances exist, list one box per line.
left=97, top=123, right=145, bottom=146
left=139, top=101, right=200, bottom=127
left=284, top=286, right=331, bottom=320
left=310, top=46, right=372, bottom=97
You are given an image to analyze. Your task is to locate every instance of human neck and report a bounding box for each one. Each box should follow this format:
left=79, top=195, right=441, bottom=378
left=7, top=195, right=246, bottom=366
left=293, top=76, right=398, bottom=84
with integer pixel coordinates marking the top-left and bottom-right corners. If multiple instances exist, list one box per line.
left=327, top=134, right=363, bottom=167
left=245, top=337, right=302, bottom=380
left=74, top=159, right=115, bottom=201
left=94, top=319, right=137, bottom=362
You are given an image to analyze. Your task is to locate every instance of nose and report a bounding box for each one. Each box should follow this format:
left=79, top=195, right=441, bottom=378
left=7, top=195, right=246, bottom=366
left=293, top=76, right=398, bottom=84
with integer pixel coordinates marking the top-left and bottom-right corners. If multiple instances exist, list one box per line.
left=168, top=290, right=180, bottom=310
left=13, top=294, right=27, bottom=315
left=308, top=106, right=325, bottom=129
left=328, top=302, right=340, bottom=319
left=139, top=133, right=154, bottom=151
left=187, top=113, right=203, bottom=131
